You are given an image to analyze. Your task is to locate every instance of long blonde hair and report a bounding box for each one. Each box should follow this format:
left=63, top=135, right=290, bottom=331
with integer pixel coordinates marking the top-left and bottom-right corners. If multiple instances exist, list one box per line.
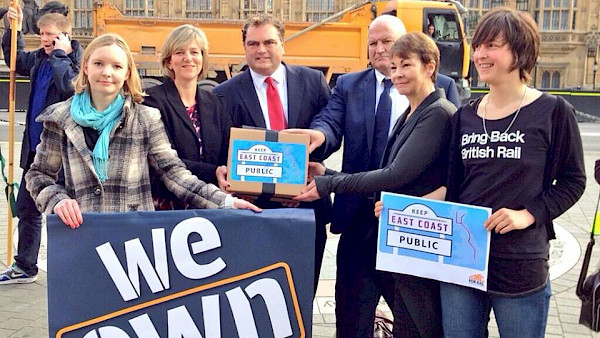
left=74, top=33, right=145, bottom=103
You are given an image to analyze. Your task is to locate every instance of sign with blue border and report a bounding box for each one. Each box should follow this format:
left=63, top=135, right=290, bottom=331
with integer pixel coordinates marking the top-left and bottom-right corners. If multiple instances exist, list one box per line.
left=376, top=192, right=491, bottom=290
left=230, top=140, right=306, bottom=184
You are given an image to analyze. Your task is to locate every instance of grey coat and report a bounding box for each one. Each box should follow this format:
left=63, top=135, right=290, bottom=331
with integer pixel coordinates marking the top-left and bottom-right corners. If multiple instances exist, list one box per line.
left=26, top=95, right=228, bottom=214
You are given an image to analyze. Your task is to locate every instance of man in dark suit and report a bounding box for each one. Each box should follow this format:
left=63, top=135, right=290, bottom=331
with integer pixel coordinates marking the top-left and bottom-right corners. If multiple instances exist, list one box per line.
left=436, top=72, right=461, bottom=108
left=299, top=15, right=450, bottom=337
left=213, top=14, right=332, bottom=295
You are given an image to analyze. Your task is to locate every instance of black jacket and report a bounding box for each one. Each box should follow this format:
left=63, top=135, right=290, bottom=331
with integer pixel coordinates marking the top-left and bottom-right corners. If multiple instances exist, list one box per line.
left=3, top=29, right=82, bottom=169
left=143, top=78, right=232, bottom=202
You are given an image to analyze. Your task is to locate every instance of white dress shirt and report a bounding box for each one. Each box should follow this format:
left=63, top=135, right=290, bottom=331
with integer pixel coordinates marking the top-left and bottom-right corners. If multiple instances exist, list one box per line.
left=374, top=69, right=409, bottom=136
left=249, top=64, right=289, bottom=129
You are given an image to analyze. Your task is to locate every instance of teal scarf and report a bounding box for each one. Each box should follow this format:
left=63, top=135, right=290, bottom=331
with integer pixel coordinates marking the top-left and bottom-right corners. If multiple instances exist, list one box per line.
left=70, top=91, right=125, bottom=182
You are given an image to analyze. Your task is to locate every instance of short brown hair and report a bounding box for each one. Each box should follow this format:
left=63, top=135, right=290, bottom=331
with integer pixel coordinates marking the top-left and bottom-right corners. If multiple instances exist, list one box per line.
left=37, top=13, right=71, bottom=33
left=390, top=32, right=440, bottom=82
left=471, top=8, right=540, bottom=82
left=160, top=25, right=210, bottom=80
left=242, top=14, right=285, bottom=44
left=74, top=33, right=145, bottom=103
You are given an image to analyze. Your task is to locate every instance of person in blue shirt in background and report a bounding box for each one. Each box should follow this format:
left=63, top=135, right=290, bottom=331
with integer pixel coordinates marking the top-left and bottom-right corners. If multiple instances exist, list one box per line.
left=0, top=5, right=81, bottom=284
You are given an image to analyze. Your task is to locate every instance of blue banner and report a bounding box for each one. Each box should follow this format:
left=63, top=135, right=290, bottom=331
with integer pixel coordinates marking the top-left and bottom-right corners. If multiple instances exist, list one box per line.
left=47, top=209, right=315, bottom=338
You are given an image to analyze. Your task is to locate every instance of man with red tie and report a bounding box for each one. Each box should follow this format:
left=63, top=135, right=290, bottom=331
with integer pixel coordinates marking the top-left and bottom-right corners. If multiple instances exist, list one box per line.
left=213, top=14, right=332, bottom=295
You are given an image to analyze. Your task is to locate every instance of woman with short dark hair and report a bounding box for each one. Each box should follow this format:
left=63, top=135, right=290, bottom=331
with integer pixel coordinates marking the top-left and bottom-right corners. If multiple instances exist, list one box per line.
left=296, top=32, right=454, bottom=337
left=441, top=8, right=585, bottom=337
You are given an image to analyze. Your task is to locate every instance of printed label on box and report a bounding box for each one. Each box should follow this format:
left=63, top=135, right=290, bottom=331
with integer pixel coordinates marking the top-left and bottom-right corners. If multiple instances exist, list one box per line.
left=230, top=141, right=306, bottom=184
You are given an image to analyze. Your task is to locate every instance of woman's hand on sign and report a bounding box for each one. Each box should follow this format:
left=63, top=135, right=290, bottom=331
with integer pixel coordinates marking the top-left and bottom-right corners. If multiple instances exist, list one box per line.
left=484, top=208, right=535, bottom=234
left=233, top=198, right=262, bottom=213
left=54, top=198, right=83, bottom=229
left=283, top=129, right=326, bottom=154
left=293, top=180, right=320, bottom=202
left=374, top=200, right=383, bottom=218
left=216, top=165, right=230, bottom=191
left=308, top=162, right=326, bottom=181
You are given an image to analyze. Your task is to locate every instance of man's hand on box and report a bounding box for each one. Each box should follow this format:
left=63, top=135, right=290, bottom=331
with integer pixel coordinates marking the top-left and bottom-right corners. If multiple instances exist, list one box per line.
left=216, top=165, right=230, bottom=191
left=283, top=129, right=325, bottom=153
left=293, top=180, right=320, bottom=202
left=308, top=162, right=326, bottom=181
left=281, top=201, right=300, bottom=208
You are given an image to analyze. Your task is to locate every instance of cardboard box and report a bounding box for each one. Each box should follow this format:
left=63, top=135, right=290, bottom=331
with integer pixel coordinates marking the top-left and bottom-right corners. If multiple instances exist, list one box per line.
left=226, top=127, right=309, bottom=201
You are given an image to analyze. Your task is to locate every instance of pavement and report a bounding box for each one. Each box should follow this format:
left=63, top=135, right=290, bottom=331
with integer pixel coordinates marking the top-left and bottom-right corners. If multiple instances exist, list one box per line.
left=2, top=140, right=600, bottom=337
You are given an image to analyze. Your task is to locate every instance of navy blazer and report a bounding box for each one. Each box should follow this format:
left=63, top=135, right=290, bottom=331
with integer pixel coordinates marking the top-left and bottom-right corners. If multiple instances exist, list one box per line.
left=311, top=69, right=455, bottom=234
left=435, top=73, right=461, bottom=108
left=213, top=64, right=331, bottom=131
left=213, top=64, right=333, bottom=224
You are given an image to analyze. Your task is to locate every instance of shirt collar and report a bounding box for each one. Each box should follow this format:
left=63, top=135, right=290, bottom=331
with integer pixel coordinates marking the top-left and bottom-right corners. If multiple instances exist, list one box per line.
left=250, top=63, right=286, bottom=89
left=374, top=69, right=389, bottom=85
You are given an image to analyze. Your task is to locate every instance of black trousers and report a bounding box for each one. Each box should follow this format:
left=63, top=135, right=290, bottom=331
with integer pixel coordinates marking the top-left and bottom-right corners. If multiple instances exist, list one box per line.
left=335, top=210, right=442, bottom=338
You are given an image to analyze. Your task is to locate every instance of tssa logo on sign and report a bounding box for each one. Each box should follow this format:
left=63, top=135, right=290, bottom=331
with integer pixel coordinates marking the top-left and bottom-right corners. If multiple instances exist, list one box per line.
left=47, top=209, right=315, bottom=338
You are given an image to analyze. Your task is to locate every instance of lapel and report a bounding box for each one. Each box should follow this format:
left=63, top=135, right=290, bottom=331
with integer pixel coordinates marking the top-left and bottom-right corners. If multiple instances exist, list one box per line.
left=285, top=64, right=304, bottom=128
left=364, top=70, right=377, bottom=157
left=164, top=79, right=201, bottom=144
left=196, top=89, right=218, bottom=163
left=62, top=116, right=98, bottom=180
left=238, top=69, right=266, bottom=128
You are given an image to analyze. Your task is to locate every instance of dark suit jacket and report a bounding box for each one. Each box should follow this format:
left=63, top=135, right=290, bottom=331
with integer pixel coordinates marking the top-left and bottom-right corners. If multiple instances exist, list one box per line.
left=315, top=89, right=454, bottom=199
left=213, top=64, right=333, bottom=224
left=311, top=69, right=456, bottom=234
left=435, top=73, right=461, bottom=108
left=144, top=78, right=232, bottom=201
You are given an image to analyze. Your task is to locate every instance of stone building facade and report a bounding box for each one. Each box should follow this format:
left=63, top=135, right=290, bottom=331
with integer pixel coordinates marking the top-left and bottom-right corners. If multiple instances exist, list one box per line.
left=1, top=0, right=598, bottom=89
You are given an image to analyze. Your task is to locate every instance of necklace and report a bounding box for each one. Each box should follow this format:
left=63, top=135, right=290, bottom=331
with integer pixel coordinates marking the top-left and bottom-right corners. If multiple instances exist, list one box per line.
left=482, top=86, right=527, bottom=137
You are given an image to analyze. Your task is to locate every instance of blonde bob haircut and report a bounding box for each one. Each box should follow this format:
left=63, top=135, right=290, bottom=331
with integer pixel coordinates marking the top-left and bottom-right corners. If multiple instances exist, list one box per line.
left=160, top=25, right=210, bottom=80
left=74, top=33, right=145, bottom=103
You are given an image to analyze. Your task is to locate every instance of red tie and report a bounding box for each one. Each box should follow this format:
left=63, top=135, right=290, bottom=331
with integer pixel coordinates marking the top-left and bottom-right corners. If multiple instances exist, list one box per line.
left=265, top=77, right=287, bottom=130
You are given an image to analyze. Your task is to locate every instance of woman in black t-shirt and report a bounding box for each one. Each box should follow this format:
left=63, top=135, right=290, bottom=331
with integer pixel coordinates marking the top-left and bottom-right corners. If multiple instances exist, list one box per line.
left=441, top=8, right=585, bottom=338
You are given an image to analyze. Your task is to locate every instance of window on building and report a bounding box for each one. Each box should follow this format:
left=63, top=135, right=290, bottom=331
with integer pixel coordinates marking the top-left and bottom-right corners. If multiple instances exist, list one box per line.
left=186, top=0, right=212, bottom=18
left=468, top=0, right=479, bottom=8
left=552, top=71, right=561, bottom=88
left=241, top=0, right=273, bottom=18
left=467, top=12, right=480, bottom=32
left=538, top=0, right=572, bottom=31
left=125, top=0, right=155, bottom=16
left=541, top=71, right=550, bottom=88
left=516, top=0, right=529, bottom=11
left=306, top=0, right=335, bottom=22
left=483, top=0, right=490, bottom=9
left=73, top=0, right=93, bottom=29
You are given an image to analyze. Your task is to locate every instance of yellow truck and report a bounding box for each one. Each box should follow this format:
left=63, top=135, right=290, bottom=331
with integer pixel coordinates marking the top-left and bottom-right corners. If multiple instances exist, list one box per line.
left=93, top=0, right=470, bottom=98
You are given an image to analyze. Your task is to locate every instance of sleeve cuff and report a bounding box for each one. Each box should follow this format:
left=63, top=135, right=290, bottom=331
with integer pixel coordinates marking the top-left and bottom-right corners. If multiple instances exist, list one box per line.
left=223, top=194, right=235, bottom=208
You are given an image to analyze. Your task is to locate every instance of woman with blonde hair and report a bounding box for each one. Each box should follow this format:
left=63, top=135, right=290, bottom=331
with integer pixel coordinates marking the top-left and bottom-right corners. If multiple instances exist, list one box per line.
left=26, top=33, right=260, bottom=228
left=144, top=24, right=232, bottom=210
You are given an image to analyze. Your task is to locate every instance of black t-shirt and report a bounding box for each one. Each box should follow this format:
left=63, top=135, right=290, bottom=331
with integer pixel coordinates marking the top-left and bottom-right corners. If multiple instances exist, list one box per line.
left=458, top=93, right=555, bottom=295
